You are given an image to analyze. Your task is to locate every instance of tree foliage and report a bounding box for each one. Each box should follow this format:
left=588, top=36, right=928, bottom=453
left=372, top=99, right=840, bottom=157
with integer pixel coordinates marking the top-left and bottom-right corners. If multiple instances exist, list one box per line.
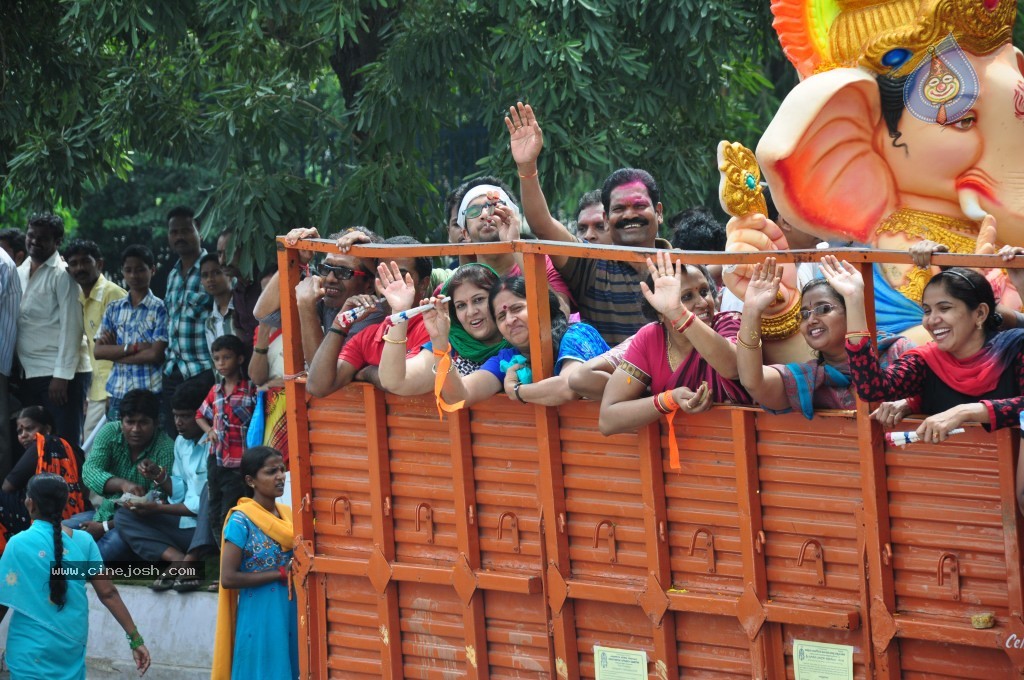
left=3, top=1, right=829, bottom=268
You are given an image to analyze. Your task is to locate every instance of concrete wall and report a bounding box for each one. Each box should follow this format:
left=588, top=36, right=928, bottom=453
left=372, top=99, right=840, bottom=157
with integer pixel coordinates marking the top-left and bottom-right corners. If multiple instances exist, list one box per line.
left=0, top=585, right=216, bottom=679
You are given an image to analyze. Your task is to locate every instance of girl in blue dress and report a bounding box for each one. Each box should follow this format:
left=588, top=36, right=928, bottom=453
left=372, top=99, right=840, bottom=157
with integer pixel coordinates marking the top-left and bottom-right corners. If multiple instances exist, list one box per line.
left=213, top=446, right=297, bottom=680
left=0, top=473, right=150, bottom=679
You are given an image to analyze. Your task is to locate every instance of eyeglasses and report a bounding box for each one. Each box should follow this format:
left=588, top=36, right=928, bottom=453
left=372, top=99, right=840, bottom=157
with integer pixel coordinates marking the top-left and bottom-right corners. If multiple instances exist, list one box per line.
left=463, top=200, right=507, bottom=220
left=315, top=263, right=367, bottom=280
left=799, top=303, right=839, bottom=321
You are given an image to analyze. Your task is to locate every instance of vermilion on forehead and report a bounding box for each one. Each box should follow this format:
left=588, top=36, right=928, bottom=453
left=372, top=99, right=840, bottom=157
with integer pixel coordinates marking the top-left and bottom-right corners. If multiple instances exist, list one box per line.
left=609, top=182, right=652, bottom=205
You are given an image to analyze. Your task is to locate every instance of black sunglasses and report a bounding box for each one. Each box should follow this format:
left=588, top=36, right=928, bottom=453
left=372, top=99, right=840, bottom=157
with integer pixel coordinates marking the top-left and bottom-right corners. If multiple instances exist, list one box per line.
left=315, top=263, right=368, bottom=281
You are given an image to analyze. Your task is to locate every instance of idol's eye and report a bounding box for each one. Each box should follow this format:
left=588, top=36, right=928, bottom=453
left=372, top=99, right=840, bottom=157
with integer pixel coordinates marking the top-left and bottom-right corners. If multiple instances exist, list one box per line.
left=949, top=114, right=976, bottom=131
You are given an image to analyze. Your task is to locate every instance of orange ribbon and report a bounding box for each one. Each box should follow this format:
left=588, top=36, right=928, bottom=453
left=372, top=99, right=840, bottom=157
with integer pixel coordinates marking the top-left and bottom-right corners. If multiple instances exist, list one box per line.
left=660, top=391, right=682, bottom=470
left=433, top=348, right=465, bottom=419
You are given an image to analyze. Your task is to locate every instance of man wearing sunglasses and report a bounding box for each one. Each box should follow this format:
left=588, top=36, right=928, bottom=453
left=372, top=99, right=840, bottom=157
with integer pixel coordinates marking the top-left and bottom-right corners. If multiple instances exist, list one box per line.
left=252, top=226, right=379, bottom=367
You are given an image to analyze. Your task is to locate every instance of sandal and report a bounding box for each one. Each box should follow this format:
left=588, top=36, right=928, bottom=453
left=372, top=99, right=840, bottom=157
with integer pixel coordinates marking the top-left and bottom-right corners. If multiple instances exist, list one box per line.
left=172, top=576, right=201, bottom=593
left=149, top=573, right=175, bottom=592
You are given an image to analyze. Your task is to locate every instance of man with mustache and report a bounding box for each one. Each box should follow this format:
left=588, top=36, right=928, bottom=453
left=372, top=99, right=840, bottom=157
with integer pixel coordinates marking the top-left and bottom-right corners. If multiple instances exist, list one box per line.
left=161, top=206, right=212, bottom=438
left=506, top=102, right=670, bottom=344
left=65, top=239, right=127, bottom=442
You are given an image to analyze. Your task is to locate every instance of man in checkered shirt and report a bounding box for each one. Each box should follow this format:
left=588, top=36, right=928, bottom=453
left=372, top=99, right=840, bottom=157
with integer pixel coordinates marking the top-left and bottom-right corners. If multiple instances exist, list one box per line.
left=160, top=206, right=212, bottom=437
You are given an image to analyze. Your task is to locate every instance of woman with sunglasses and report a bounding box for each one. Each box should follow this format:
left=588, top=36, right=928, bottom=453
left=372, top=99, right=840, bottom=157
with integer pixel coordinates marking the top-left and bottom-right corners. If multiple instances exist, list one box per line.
left=736, top=258, right=912, bottom=419
left=598, top=252, right=750, bottom=436
left=379, top=263, right=509, bottom=395
left=432, top=275, right=607, bottom=407
left=819, top=254, right=1024, bottom=442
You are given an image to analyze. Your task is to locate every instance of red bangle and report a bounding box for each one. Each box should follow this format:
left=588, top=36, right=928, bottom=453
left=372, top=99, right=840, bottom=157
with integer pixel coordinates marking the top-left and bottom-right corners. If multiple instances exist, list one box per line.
left=670, top=310, right=691, bottom=327
left=675, top=314, right=696, bottom=334
left=278, top=566, right=288, bottom=583
left=653, top=394, right=669, bottom=414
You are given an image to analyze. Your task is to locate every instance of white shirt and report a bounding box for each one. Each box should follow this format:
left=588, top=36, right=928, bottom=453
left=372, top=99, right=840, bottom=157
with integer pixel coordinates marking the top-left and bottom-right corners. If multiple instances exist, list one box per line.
left=0, top=249, right=21, bottom=376
left=17, top=251, right=85, bottom=379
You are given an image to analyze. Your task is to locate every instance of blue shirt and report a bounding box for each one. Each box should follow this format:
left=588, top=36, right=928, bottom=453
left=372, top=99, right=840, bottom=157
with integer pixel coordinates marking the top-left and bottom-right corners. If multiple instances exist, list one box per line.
left=164, top=255, right=212, bottom=378
left=479, top=322, right=609, bottom=382
left=170, top=434, right=210, bottom=530
left=99, top=291, right=169, bottom=397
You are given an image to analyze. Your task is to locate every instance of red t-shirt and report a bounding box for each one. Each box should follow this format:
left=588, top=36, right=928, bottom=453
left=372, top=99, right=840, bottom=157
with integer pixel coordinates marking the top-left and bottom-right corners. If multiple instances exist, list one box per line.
left=338, top=315, right=429, bottom=370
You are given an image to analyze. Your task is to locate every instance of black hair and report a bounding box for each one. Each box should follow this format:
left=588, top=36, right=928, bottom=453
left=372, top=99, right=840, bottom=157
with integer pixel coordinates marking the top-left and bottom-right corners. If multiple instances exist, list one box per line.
left=16, top=405, right=55, bottom=431
left=924, top=267, right=1002, bottom=335
left=800, top=278, right=846, bottom=312
left=211, top=334, right=246, bottom=357
left=668, top=208, right=726, bottom=251
left=199, top=253, right=222, bottom=270
left=488, top=275, right=568, bottom=354
left=121, top=244, right=156, bottom=268
left=166, top=205, right=196, bottom=223
left=27, top=473, right=70, bottom=609
left=600, top=168, right=660, bottom=214
left=27, top=213, right=65, bottom=241
left=63, top=238, right=103, bottom=262
left=240, top=446, right=284, bottom=497
left=877, top=74, right=910, bottom=151
left=171, top=376, right=213, bottom=412
left=574, top=190, right=603, bottom=222
left=120, top=389, right=160, bottom=422
left=0, top=228, right=27, bottom=254
left=639, top=264, right=716, bottom=321
left=382, top=235, right=432, bottom=280
left=328, top=226, right=383, bottom=244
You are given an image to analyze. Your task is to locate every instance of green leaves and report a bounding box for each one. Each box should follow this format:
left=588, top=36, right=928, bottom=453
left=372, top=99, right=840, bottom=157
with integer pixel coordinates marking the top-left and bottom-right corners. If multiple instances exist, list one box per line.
left=3, top=0, right=808, bottom=269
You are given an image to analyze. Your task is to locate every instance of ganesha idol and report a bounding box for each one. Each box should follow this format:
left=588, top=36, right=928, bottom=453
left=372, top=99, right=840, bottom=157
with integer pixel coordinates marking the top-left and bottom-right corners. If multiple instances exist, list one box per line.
left=721, top=0, right=1024, bottom=358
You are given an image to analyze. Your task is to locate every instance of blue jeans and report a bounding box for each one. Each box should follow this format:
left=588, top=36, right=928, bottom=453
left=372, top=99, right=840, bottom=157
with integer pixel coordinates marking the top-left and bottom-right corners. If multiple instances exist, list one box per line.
left=64, top=510, right=138, bottom=563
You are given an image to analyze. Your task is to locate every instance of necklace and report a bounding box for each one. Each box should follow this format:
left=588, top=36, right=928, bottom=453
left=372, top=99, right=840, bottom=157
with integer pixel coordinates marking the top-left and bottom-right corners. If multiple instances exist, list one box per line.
left=665, top=326, right=691, bottom=372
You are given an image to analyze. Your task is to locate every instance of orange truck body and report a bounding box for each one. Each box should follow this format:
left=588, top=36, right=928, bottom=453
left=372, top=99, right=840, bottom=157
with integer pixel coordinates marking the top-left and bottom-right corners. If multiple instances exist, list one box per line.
left=278, top=239, right=1024, bottom=678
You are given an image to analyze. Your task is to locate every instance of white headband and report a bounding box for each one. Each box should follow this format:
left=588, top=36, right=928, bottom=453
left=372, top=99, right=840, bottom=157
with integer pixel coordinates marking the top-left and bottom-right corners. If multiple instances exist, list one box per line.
left=457, top=185, right=519, bottom=229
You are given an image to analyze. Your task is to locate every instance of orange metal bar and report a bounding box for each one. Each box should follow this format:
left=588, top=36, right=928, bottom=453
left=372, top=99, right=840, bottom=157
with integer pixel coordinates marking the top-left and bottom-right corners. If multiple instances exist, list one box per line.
left=362, top=386, right=403, bottom=678
left=446, top=407, right=490, bottom=679
left=637, top=421, right=679, bottom=676
left=277, top=242, right=324, bottom=680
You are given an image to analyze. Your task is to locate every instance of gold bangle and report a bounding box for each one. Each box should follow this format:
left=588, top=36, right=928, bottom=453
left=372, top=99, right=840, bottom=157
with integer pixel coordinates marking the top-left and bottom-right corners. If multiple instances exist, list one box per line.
left=382, top=334, right=407, bottom=345
left=518, top=170, right=538, bottom=180
left=736, top=334, right=762, bottom=350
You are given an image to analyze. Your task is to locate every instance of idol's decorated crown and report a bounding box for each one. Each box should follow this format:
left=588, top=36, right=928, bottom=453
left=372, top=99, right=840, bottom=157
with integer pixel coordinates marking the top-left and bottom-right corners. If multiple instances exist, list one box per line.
left=772, top=0, right=1017, bottom=78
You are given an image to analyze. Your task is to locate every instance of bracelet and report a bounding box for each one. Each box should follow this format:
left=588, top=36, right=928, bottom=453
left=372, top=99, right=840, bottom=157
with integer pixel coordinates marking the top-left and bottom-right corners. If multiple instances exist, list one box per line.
left=327, top=326, right=347, bottom=337
left=127, top=629, right=145, bottom=651
left=518, top=169, right=539, bottom=180
left=844, top=330, right=871, bottom=339
left=736, top=334, right=762, bottom=350
left=253, top=347, right=269, bottom=354
left=382, top=333, right=407, bottom=345
left=102, top=520, right=110, bottom=533
left=674, top=314, right=696, bottom=334
left=123, top=343, right=130, bottom=356
left=278, top=565, right=288, bottom=583
left=513, top=382, right=527, bottom=403
left=669, top=310, right=691, bottom=328
left=155, top=467, right=167, bottom=484
left=653, top=393, right=670, bottom=414
left=431, top=361, right=455, bottom=375
left=657, top=390, right=680, bottom=413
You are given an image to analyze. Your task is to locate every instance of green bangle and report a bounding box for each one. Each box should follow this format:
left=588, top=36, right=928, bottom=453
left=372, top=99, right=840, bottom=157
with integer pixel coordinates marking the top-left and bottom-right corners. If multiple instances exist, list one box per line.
left=127, top=629, right=144, bottom=650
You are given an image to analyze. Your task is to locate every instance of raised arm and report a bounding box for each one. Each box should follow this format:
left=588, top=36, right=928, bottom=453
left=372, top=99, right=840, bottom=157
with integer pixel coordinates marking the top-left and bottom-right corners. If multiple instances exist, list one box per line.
left=643, top=252, right=739, bottom=379
left=736, top=258, right=790, bottom=410
left=505, top=102, right=574, bottom=269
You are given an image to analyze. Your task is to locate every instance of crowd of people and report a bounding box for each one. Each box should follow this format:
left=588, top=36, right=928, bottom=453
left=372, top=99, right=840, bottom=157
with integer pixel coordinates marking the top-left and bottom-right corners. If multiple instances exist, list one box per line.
left=0, top=208, right=295, bottom=676
left=1, top=100, right=1024, bottom=678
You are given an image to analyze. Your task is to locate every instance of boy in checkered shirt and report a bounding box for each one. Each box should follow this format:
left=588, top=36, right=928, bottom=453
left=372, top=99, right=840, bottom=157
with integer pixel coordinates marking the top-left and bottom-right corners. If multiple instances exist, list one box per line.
left=196, top=334, right=256, bottom=540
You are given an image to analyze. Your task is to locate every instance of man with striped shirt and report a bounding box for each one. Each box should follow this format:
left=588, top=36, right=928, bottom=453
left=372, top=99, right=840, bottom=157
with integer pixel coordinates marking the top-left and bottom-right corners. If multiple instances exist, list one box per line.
left=507, top=103, right=671, bottom=345
left=0, top=246, right=21, bottom=478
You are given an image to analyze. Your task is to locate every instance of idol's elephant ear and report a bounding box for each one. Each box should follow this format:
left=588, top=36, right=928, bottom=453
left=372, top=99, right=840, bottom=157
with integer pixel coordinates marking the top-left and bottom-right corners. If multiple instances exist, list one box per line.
left=757, top=68, right=897, bottom=245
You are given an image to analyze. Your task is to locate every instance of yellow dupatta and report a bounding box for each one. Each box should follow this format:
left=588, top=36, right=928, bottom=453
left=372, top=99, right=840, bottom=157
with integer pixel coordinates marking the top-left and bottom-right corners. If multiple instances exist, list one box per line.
left=211, top=497, right=294, bottom=680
